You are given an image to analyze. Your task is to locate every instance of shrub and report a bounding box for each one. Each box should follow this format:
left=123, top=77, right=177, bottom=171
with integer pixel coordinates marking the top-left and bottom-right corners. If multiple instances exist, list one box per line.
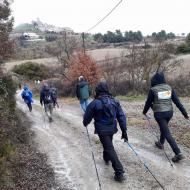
left=0, top=74, right=16, bottom=187
left=12, top=62, right=50, bottom=80
left=168, top=73, right=190, bottom=96
left=68, top=52, right=101, bottom=87
left=176, top=43, right=190, bottom=54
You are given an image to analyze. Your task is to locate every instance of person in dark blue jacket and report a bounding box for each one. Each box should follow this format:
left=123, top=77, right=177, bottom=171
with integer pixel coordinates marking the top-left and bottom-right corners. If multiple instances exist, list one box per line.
left=143, top=72, right=189, bottom=162
left=21, top=85, right=33, bottom=112
left=83, top=82, right=128, bottom=182
left=40, top=83, right=55, bottom=122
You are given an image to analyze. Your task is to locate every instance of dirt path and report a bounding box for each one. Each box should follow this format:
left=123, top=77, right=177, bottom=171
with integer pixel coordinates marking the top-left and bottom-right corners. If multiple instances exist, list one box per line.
left=16, top=93, right=190, bottom=190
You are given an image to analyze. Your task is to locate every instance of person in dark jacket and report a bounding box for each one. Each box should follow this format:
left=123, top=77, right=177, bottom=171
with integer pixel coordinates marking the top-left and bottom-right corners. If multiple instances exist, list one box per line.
left=143, top=72, right=189, bottom=162
left=21, top=85, right=33, bottom=112
left=50, top=84, right=58, bottom=108
left=40, top=83, right=55, bottom=122
left=83, top=82, right=128, bottom=182
left=76, top=76, right=90, bottom=112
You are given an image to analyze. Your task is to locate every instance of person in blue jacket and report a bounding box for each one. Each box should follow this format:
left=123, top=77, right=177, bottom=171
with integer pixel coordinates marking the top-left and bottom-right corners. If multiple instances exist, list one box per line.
left=143, top=72, right=189, bottom=162
left=83, top=82, right=128, bottom=182
left=21, top=85, right=33, bottom=112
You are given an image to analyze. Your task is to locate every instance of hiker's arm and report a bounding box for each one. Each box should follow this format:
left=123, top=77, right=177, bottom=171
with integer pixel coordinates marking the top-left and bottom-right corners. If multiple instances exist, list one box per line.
left=172, top=89, right=188, bottom=118
left=116, top=102, right=127, bottom=132
left=29, top=91, right=33, bottom=98
left=88, top=86, right=92, bottom=96
left=21, top=91, right=24, bottom=99
left=40, top=91, right=43, bottom=105
left=83, top=102, right=95, bottom=127
left=143, top=89, right=154, bottom=114
left=76, top=85, right=80, bottom=99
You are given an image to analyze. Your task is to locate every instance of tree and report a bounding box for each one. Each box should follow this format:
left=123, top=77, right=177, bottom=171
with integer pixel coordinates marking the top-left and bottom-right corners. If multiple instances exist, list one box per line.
left=68, top=52, right=101, bottom=87
left=102, top=41, right=181, bottom=95
left=115, top=29, right=123, bottom=43
left=152, top=30, right=175, bottom=41
left=167, top=32, right=175, bottom=39
left=124, top=30, right=143, bottom=42
left=135, top=31, right=143, bottom=41
left=93, top=33, right=104, bottom=43
left=0, top=0, right=14, bottom=63
left=45, top=32, right=79, bottom=69
left=103, top=31, right=115, bottom=43
left=186, top=33, right=190, bottom=45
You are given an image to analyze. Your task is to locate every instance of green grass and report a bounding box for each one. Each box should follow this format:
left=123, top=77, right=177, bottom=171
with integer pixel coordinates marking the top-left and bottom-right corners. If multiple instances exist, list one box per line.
left=34, top=95, right=40, bottom=100
left=116, top=95, right=146, bottom=101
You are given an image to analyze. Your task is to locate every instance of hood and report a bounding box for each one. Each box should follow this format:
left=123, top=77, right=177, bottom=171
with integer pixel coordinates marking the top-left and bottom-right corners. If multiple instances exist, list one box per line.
left=95, top=82, right=110, bottom=96
left=23, top=85, right=28, bottom=91
left=151, top=72, right=166, bottom=87
left=44, top=86, right=50, bottom=91
left=78, top=81, right=88, bottom=88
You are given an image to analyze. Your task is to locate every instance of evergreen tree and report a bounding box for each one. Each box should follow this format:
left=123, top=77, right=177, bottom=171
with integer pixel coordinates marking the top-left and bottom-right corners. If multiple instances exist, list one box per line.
left=186, top=33, right=190, bottom=45
left=0, top=0, right=14, bottom=63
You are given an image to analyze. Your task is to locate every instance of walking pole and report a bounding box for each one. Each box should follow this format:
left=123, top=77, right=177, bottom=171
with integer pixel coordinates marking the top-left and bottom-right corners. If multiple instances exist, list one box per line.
left=145, top=115, right=174, bottom=167
left=41, top=104, right=47, bottom=128
left=124, top=140, right=165, bottom=190
left=85, top=127, right=102, bottom=190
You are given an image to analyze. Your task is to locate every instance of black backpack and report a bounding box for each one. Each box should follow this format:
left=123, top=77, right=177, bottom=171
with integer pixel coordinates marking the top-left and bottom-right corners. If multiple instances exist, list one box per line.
left=44, top=90, right=52, bottom=103
left=51, top=88, right=57, bottom=99
left=100, top=97, right=117, bottom=125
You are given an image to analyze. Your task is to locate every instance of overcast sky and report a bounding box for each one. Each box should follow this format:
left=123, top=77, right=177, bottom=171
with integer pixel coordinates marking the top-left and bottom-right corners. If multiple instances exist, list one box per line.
left=11, top=0, right=190, bottom=35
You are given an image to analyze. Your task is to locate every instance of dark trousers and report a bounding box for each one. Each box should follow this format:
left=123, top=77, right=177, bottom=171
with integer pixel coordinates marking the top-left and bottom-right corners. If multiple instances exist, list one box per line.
left=155, top=112, right=181, bottom=155
left=98, top=134, right=124, bottom=175
left=27, top=102, right=32, bottom=112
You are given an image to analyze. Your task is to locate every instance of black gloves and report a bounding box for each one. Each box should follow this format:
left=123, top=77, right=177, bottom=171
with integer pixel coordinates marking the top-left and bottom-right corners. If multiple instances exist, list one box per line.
left=121, top=131, right=128, bottom=142
left=143, top=111, right=146, bottom=115
left=184, top=114, right=189, bottom=120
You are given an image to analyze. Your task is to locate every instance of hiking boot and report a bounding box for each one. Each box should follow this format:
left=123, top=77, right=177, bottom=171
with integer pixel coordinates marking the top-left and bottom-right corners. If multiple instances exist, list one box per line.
left=114, top=173, right=126, bottom=182
left=104, top=160, right=110, bottom=165
left=49, top=117, right=53, bottom=122
left=172, top=153, right=184, bottom=163
left=155, top=141, right=164, bottom=150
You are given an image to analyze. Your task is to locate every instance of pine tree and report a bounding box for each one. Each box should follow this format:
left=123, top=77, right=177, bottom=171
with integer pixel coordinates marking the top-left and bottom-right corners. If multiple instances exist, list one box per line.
left=0, top=0, right=14, bottom=63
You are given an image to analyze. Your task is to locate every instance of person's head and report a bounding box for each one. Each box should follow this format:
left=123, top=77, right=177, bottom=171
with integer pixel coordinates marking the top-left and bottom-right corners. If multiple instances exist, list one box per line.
left=151, top=72, right=166, bottom=87
left=78, top=75, right=84, bottom=82
left=23, top=84, right=28, bottom=91
left=95, top=82, right=110, bottom=97
left=42, top=83, right=49, bottom=90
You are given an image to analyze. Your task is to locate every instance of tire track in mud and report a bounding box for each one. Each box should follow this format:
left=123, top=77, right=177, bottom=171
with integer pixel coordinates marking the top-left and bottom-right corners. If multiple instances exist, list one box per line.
left=16, top=93, right=190, bottom=190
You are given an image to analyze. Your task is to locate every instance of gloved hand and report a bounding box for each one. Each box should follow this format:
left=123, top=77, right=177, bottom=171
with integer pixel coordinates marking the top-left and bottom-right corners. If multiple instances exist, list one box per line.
left=121, top=131, right=128, bottom=142
left=184, top=114, right=189, bottom=120
left=142, top=111, right=147, bottom=116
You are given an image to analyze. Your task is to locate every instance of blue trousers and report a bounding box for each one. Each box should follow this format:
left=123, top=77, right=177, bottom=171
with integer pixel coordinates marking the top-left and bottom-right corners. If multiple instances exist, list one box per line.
left=80, top=99, right=89, bottom=112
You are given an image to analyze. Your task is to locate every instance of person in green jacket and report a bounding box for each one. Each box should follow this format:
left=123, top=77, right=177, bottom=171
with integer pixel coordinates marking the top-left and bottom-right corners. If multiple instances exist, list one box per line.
left=76, top=76, right=90, bottom=112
